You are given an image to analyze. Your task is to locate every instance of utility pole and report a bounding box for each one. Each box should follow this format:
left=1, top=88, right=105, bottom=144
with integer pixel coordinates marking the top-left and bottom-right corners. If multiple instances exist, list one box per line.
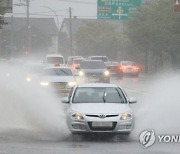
left=10, top=15, right=14, bottom=58
left=42, top=6, right=59, bottom=53
left=69, top=7, right=73, bottom=56
left=26, top=0, right=31, bottom=54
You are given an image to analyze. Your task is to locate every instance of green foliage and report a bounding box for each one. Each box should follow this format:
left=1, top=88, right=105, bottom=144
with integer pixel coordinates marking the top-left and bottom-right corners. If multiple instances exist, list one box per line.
left=0, top=0, right=7, bottom=29
left=127, top=0, right=180, bottom=71
left=74, top=21, right=123, bottom=60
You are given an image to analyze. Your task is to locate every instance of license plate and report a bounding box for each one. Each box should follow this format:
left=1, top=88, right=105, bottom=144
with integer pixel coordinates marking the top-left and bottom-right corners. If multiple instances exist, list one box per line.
left=89, top=78, right=98, bottom=82
left=55, top=83, right=65, bottom=88
left=92, top=122, right=113, bottom=127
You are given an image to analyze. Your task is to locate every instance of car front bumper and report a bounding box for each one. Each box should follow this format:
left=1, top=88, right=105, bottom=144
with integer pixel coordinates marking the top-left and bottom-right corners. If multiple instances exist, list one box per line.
left=78, top=76, right=110, bottom=83
left=67, top=115, right=134, bottom=134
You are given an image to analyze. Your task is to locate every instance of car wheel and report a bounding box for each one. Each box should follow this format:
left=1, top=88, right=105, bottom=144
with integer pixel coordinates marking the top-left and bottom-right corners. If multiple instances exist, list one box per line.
left=71, top=132, right=83, bottom=141
left=134, top=74, right=139, bottom=78
left=118, top=74, right=123, bottom=79
left=112, top=133, right=131, bottom=142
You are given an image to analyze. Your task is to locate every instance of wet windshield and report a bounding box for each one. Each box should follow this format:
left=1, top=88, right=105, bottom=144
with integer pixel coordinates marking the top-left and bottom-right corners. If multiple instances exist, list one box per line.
left=80, top=61, right=106, bottom=69
left=90, top=57, right=108, bottom=62
left=46, top=57, right=64, bottom=64
left=73, top=87, right=126, bottom=103
left=43, top=68, right=73, bottom=76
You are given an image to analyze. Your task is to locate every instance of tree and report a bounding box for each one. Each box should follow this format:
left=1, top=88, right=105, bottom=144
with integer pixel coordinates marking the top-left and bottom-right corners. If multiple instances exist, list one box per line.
left=74, top=21, right=124, bottom=60
left=126, top=0, right=180, bottom=72
left=0, top=0, right=8, bottom=29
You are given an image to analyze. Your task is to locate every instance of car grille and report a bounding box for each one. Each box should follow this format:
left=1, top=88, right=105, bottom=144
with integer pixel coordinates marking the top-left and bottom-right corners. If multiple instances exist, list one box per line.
left=51, top=82, right=67, bottom=89
left=88, top=122, right=117, bottom=131
left=86, top=114, right=119, bottom=118
left=86, top=73, right=102, bottom=78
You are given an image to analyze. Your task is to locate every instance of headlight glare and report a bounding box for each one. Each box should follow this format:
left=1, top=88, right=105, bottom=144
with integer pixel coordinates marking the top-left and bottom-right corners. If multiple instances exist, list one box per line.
left=26, top=77, right=32, bottom=82
left=68, top=81, right=77, bottom=87
left=104, top=70, right=110, bottom=76
left=40, top=81, right=49, bottom=86
left=120, top=113, right=132, bottom=120
left=79, top=71, right=84, bottom=76
left=72, top=112, right=84, bottom=120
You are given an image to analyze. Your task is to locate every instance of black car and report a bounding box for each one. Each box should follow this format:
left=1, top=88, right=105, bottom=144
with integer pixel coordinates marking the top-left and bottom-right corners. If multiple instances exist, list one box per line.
left=77, top=60, right=110, bottom=83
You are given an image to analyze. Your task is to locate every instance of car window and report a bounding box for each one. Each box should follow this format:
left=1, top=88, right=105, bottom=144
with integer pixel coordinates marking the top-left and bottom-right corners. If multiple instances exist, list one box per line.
left=80, top=61, right=106, bottom=69
left=73, top=87, right=126, bottom=103
left=46, top=57, right=64, bottom=64
left=42, top=68, right=73, bottom=76
left=73, top=59, right=82, bottom=64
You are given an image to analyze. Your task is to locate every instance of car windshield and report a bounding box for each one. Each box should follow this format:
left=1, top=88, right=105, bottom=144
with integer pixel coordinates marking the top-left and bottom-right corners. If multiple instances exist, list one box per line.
left=121, top=61, right=136, bottom=66
left=46, top=57, right=64, bottom=64
left=73, top=59, right=82, bottom=64
left=42, top=68, right=73, bottom=76
left=80, top=61, right=106, bottom=69
left=91, top=57, right=108, bottom=62
left=73, top=87, right=126, bottom=103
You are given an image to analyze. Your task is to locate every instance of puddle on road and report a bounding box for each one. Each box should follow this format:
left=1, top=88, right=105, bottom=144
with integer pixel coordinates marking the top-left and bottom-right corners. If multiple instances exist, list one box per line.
left=0, top=64, right=69, bottom=141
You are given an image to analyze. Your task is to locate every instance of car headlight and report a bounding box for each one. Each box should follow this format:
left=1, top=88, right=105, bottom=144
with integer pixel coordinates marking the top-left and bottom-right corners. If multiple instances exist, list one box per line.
left=68, top=81, right=77, bottom=87
left=40, top=81, right=49, bottom=86
left=79, top=71, right=84, bottom=76
left=26, top=76, right=32, bottom=82
left=72, top=112, right=84, bottom=120
left=104, top=70, right=110, bottom=76
left=120, top=113, right=132, bottom=120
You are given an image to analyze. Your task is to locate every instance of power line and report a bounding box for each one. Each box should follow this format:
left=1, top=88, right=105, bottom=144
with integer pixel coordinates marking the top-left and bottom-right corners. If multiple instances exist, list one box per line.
left=30, top=9, right=69, bottom=14
left=12, top=12, right=69, bottom=17
left=56, top=0, right=96, bottom=5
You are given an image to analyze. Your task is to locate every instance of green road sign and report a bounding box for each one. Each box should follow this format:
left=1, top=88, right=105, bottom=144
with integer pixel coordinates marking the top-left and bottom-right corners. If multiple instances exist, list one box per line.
left=97, top=0, right=142, bottom=20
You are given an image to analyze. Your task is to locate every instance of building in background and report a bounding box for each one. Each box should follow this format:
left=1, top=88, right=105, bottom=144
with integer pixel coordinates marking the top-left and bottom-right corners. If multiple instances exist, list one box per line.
left=0, top=0, right=13, bottom=13
left=59, top=18, right=124, bottom=59
left=0, top=17, right=58, bottom=59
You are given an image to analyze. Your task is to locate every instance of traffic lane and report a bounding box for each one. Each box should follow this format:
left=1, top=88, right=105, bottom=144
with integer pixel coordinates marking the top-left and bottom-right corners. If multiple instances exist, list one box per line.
left=0, top=137, right=179, bottom=154
left=110, top=74, right=153, bottom=95
left=0, top=81, right=179, bottom=154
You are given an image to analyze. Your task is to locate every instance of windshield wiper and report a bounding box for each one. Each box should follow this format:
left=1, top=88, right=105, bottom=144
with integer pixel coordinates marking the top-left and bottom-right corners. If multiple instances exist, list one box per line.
left=54, top=69, right=69, bottom=76
left=103, top=91, right=106, bottom=103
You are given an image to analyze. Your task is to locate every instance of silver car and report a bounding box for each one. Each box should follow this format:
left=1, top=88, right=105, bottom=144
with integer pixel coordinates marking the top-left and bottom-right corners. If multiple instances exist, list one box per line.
left=62, top=83, right=137, bottom=134
left=40, top=66, right=76, bottom=94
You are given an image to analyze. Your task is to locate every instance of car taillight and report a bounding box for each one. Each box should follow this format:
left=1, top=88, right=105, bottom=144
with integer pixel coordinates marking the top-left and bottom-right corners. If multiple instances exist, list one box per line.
left=54, top=63, right=61, bottom=67
left=133, top=66, right=139, bottom=71
left=118, top=66, right=124, bottom=71
left=71, top=64, right=77, bottom=69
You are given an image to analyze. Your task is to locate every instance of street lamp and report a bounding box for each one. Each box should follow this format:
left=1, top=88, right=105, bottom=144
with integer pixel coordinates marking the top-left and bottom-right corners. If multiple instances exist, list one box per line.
left=14, top=0, right=31, bottom=54
left=42, top=6, right=60, bottom=53
left=42, top=6, right=60, bottom=30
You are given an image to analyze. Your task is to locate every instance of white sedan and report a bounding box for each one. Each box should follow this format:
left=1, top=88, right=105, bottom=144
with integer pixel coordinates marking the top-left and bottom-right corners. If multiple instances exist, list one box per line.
left=40, top=66, right=76, bottom=94
left=62, top=83, right=137, bottom=135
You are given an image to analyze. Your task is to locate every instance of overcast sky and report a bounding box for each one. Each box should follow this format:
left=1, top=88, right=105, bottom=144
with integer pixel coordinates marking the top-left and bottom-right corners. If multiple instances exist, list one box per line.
left=10, top=0, right=97, bottom=26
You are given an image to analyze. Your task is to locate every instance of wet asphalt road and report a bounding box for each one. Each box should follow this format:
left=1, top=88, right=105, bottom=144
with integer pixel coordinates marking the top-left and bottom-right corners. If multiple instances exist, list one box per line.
left=0, top=75, right=180, bottom=154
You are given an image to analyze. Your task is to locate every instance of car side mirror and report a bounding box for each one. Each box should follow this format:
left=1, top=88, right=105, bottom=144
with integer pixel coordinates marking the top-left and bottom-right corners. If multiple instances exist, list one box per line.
left=61, top=97, right=70, bottom=104
left=107, top=66, right=111, bottom=70
left=129, top=97, right=137, bottom=104
left=75, top=66, right=79, bottom=70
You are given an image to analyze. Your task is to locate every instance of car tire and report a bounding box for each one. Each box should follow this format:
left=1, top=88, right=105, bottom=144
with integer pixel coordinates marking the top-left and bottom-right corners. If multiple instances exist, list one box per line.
left=117, top=73, right=123, bottom=79
left=113, top=133, right=131, bottom=142
left=71, top=132, right=83, bottom=141
left=134, top=74, right=139, bottom=78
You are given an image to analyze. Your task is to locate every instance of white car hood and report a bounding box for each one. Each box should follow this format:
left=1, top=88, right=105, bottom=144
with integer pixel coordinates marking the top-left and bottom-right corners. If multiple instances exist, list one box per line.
left=41, top=76, right=75, bottom=82
left=71, top=103, right=130, bottom=114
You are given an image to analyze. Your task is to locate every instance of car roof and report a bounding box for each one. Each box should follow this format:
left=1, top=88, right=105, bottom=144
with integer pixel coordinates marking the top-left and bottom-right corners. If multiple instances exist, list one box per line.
left=46, top=54, right=63, bottom=58
left=77, top=83, right=119, bottom=88
left=43, top=66, right=71, bottom=69
left=73, top=57, right=84, bottom=60
left=121, top=61, right=135, bottom=63
left=81, top=60, right=103, bottom=62
left=89, top=56, right=107, bottom=57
